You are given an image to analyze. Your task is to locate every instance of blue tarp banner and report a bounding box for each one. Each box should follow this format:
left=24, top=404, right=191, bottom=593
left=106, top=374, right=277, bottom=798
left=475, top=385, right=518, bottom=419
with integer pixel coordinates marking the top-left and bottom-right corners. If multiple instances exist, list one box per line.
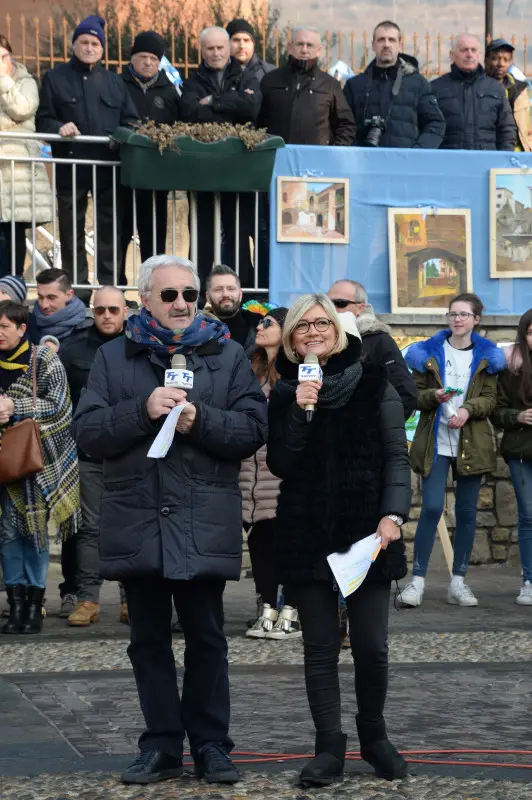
left=269, top=145, right=532, bottom=314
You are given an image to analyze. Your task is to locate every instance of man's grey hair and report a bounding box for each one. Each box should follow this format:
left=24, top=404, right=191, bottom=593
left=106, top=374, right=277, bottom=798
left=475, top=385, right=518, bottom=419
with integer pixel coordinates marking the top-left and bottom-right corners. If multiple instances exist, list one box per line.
left=291, top=26, right=322, bottom=43
left=451, top=33, right=481, bottom=51
left=331, top=279, right=368, bottom=304
left=138, top=255, right=201, bottom=295
left=206, top=264, right=241, bottom=292
left=199, top=27, right=229, bottom=46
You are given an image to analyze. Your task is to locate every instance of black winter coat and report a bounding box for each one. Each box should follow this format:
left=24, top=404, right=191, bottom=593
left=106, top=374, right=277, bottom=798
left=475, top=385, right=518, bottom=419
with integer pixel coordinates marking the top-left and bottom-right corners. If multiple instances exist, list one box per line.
left=343, top=57, right=445, bottom=149
left=431, top=64, right=516, bottom=150
left=267, top=339, right=411, bottom=585
left=362, top=331, right=418, bottom=419
left=225, top=309, right=262, bottom=358
left=245, top=54, right=276, bottom=85
left=258, top=61, right=356, bottom=145
left=36, top=57, right=139, bottom=187
left=121, top=67, right=181, bottom=124
left=181, top=58, right=261, bottom=124
left=73, top=336, right=267, bottom=582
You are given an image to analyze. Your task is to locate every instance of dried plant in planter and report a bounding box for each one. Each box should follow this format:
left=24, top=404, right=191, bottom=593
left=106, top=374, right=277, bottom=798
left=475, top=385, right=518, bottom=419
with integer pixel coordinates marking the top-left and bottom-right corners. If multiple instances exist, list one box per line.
left=133, top=120, right=271, bottom=153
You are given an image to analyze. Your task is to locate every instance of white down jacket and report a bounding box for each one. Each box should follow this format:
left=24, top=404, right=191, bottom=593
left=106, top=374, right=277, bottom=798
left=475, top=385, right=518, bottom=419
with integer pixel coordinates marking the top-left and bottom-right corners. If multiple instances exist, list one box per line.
left=239, top=380, right=281, bottom=525
left=0, top=61, right=53, bottom=223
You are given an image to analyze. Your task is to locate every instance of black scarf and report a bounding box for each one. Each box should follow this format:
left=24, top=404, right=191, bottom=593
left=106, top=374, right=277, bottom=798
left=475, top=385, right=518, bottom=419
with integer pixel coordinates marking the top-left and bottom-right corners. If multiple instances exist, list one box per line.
left=0, top=335, right=31, bottom=392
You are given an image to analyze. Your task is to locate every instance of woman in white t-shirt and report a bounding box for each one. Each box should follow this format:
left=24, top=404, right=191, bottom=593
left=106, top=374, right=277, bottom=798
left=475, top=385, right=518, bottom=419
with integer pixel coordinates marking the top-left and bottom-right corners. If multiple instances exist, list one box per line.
left=399, top=294, right=506, bottom=608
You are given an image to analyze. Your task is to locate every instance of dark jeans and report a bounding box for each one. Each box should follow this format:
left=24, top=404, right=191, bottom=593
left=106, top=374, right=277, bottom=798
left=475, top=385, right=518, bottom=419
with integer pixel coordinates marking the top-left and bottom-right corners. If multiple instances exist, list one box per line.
left=122, top=577, right=233, bottom=757
left=119, top=188, right=168, bottom=285
left=59, top=535, right=77, bottom=598
left=57, top=185, right=120, bottom=289
left=508, top=459, right=532, bottom=583
left=413, top=455, right=482, bottom=578
left=247, top=519, right=278, bottom=607
left=77, top=459, right=103, bottom=602
left=288, top=580, right=390, bottom=735
left=0, top=222, right=26, bottom=277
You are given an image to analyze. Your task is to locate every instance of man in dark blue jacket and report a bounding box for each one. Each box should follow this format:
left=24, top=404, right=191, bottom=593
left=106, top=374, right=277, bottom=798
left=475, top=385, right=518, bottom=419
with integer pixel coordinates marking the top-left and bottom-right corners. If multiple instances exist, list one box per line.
left=226, top=18, right=275, bottom=83
left=343, top=20, right=445, bottom=149
left=431, top=33, right=516, bottom=150
left=36, top=16, right=138, bottom=293
left=73, top=254, right=267, bottom=787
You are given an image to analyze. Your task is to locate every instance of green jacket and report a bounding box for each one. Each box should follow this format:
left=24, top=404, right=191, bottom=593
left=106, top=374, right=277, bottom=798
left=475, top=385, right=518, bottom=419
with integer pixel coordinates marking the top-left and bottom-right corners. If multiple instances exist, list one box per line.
left=405, top=330, right=506, bottom=478
left=491, top=366, right=532, bottom=462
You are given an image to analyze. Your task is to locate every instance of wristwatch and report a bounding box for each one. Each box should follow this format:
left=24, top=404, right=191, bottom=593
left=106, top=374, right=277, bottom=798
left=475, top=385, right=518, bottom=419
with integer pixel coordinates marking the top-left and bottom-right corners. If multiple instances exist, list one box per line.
left=385, top=514, right=403, bottom=527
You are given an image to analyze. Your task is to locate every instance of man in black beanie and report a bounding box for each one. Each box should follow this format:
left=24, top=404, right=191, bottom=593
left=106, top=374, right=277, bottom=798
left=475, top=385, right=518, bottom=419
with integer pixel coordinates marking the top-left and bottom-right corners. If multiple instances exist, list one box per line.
left=120, top=31, right=182, bottom=285
left=226, top=18, right=275, bottom=83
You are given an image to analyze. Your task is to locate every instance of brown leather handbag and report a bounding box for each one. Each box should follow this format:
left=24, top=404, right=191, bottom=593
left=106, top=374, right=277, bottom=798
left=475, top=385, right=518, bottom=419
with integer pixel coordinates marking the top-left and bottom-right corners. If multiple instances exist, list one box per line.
left=0, top=347, right=44, bottom=484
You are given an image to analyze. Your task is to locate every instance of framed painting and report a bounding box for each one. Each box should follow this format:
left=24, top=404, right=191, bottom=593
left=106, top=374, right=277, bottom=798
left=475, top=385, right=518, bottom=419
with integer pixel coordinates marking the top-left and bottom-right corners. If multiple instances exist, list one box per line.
left=277, top=177, right=349, bottom=244
left=388, top=208, right=473, bottom=314
left=490, top=168, right=532, bottom=278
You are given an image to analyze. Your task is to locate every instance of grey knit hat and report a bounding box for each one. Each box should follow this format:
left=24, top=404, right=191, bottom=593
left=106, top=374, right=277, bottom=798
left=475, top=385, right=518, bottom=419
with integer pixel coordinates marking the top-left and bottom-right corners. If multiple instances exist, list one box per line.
left=0, top=275, right=27, bottom=303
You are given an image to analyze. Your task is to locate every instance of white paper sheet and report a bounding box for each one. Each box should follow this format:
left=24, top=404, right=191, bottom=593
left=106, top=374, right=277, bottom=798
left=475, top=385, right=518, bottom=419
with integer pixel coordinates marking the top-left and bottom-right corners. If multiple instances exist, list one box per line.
left=147, top=404, right=186, bottom=459
left=327, top=534, right=382, bottom=598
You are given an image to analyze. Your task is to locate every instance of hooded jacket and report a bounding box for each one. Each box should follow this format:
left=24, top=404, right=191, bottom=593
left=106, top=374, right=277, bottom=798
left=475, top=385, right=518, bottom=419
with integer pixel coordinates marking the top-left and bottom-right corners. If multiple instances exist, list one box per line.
left=258, top=59, right=356, bottom=145
left=343, top=55, right=445, bottom=149
left=431, top=64, right=516, bottom=150
left=356, top=304, right=417, bottom=419
left=406, top=330, right=506, bottom=477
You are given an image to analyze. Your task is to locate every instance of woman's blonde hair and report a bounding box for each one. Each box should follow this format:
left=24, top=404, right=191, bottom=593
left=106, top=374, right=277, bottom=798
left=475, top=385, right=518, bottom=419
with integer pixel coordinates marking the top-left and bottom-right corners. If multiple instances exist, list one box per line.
left=282, top=293, right=348, bottom=363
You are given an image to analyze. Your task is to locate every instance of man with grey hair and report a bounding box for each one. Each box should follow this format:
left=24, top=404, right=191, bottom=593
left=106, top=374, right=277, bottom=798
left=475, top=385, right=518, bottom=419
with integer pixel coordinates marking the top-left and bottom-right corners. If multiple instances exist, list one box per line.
left=181, top=27, right=262, bottom=285
left=432, top=33, right=515, bottom=150
left=258, top=26, right=356, bottom=145
left=74, top=254, right=267, bottom=786
left=328, top=279, right=417, bottom=419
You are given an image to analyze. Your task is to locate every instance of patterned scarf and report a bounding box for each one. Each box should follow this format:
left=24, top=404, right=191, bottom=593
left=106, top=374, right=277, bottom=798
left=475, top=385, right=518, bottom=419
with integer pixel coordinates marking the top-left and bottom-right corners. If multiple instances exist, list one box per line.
left=126, top=308, right=230, bottom=356
left=0, top=337, right=31, bottom=392
left=3, top=346, right=80, bottom=549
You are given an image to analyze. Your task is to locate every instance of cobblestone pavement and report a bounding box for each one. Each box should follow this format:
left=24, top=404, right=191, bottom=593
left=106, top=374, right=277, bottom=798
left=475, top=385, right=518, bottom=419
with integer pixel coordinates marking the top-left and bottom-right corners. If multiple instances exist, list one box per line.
left=1, top=566, right=531, bottom=799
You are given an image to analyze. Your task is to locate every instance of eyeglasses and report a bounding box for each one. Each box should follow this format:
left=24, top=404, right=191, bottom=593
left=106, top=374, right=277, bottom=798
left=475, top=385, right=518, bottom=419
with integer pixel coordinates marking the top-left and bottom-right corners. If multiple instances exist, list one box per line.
left=257, top=317, right=279, bottom=329
left=294, top=318, right=333, bottom=335
left=93, top=305, right=122, bottom=316
left=446, top=311, right=476, bottom=320
left=160, top=288, right=199, bottom=303
left=331, top=298, right=363, bottom=309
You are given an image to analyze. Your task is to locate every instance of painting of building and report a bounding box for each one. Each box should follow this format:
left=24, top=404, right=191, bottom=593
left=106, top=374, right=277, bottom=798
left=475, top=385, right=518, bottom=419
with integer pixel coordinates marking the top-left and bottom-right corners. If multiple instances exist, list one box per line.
left=277, top=178, right=349, bottom=243
left=490, top=169, right=532, bottom=278
left=388, top=208, right=473, bottom=314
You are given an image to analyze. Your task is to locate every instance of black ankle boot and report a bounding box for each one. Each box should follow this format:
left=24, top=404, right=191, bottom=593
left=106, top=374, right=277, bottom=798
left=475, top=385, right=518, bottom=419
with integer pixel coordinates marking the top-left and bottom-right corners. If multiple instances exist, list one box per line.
left=356, top=716, right=407, bottom=781
left=299, top=732, right=347, bottom=787
left=2, top=585, right=26, bottom=634
left=21, top=587, right=45, bottom=634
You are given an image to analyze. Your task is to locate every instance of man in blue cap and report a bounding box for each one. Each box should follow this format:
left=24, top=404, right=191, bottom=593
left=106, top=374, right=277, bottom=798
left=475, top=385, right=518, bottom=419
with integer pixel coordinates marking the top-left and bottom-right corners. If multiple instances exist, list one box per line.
left=36, top=16, right=138, bottom=298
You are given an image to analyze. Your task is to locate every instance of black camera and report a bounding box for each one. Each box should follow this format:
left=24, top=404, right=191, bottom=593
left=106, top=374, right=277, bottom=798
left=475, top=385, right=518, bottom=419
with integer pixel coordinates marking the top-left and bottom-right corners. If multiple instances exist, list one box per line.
left=363, top=116, right=387, bottom=147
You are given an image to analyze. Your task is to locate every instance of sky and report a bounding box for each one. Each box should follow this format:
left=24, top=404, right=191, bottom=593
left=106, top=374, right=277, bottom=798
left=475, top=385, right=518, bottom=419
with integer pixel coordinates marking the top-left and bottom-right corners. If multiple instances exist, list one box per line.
left=497, top=174, right=532, bottom=209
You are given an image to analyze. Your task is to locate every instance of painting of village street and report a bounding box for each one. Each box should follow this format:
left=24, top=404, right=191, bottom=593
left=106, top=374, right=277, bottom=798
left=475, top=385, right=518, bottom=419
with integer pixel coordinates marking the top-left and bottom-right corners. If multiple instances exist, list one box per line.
left=277, top=178, right=349, bottom=243
left=388, top=208, right=473, bottom=314
left=490, top=169, right=532, bottom=279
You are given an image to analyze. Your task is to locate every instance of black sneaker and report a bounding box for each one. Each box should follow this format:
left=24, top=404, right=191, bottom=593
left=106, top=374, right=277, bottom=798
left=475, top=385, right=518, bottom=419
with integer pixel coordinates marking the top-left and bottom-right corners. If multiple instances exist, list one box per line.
left=121, top=749, right=183, bottom=785
left=194, top=743, right=240, bottom=784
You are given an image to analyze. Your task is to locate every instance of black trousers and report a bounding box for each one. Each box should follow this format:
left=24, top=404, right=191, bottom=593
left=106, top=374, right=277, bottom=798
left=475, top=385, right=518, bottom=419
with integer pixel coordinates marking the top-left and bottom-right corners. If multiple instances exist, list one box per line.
left=57, top=185, right=120, bottom=289
left=288, top=580, right=391, bottom=736
left=248, top=519, right=278, bottom=607
left=122, top=577, right=233, bottom=757
left=119, top=188, right=168, bottom=285
left=59, top=535, right=77, bottom=598
left=0, top=222, right=26, bottom=277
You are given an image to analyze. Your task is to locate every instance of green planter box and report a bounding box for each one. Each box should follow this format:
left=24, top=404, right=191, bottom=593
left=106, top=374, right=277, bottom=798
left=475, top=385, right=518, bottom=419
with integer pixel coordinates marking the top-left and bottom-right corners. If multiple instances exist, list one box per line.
left=114, top=127, right=285, bottom=192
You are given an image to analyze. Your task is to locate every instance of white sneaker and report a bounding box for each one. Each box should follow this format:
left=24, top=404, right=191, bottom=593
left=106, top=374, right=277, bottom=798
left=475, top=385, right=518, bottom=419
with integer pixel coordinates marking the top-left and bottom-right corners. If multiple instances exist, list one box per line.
left=246, top=603, right=278, bottom=638
left=516, top=581, right=532, bottom=606
left=447, top=581, right=478, bottom=607
left=266, top=605, right=302, bottom=640
left=397, top=582, right=424, bottom=608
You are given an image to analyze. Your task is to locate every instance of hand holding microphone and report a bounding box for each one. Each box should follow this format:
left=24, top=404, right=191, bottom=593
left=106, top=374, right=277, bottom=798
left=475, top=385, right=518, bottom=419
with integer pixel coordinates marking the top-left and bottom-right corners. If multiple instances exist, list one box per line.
left=146, top=355, right=195, bottom=422
left=297, top=353, right=323, bottom=422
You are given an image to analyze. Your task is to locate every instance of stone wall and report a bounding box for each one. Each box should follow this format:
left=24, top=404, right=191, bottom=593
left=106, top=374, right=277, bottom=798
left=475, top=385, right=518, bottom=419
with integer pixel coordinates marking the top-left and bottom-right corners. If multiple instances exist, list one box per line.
left=385, top=314, right=521, bottom=568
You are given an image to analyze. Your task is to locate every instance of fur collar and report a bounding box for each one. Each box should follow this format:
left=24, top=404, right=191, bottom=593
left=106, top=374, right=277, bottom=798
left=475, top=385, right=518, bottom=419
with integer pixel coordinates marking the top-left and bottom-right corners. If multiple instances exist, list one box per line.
left=405, top=330, right=506, bottom=377
left=356, top=304, right=392, bottom=337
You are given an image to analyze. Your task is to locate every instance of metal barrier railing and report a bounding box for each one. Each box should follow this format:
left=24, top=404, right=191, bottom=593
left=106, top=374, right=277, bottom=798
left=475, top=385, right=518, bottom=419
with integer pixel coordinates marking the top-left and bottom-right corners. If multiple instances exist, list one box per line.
left=0, top=131, right=268, bottom=295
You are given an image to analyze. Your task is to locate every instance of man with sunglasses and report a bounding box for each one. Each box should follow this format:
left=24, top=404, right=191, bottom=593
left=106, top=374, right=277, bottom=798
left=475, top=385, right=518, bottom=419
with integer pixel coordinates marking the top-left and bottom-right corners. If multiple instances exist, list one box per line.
left=328, top=280, right=417, bottom=419
left=60, top=286, right=129, bottom=627
left=73, top=254, right=267, bottom=786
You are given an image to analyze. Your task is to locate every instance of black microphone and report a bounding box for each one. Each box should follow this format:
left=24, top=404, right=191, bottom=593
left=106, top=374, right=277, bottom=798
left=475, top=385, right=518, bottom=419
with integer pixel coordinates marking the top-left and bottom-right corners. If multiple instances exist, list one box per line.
left=298, top=352, right=322, bottom=423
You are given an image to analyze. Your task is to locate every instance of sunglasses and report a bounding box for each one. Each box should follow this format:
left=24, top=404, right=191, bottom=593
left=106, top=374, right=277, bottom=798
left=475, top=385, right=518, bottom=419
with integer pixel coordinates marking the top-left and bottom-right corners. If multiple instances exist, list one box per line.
left=160, top=288, right=199, bottom=303
left=93, top=305, right=122, bottom=316
left=331, top=298, right=363, bottom=309
left=257, top=317, right=279, bottom=329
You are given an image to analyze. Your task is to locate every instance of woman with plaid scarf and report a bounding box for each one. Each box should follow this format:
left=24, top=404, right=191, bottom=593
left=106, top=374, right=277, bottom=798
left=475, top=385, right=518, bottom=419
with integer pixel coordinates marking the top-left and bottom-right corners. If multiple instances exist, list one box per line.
left=0, top=300, right=80, bottom=633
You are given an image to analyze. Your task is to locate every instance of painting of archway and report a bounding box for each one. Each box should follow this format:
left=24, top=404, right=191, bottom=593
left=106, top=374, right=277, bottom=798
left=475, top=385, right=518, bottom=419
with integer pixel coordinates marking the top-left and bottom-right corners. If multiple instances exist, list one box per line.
left=388, top=208, right=473, bottom=314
